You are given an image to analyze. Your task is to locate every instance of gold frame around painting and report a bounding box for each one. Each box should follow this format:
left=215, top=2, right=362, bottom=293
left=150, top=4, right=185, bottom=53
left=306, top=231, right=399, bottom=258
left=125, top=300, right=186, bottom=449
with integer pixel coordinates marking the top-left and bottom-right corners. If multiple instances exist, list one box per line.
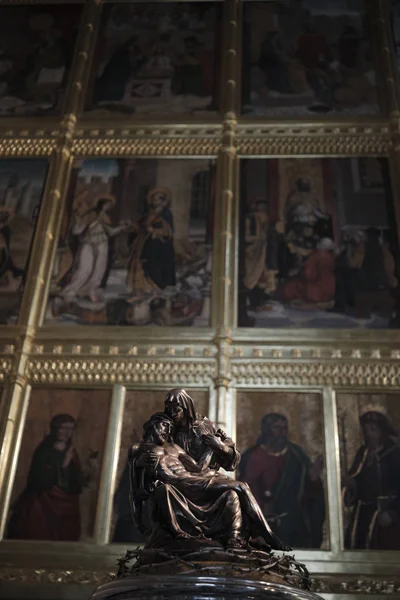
left=1, top=0, right=400, bottom=597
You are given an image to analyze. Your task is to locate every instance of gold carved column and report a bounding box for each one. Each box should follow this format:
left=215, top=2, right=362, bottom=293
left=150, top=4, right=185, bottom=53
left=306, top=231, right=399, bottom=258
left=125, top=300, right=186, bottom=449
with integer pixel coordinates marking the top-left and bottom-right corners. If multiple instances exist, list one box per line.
left=212, top=0, right=240, bottom=434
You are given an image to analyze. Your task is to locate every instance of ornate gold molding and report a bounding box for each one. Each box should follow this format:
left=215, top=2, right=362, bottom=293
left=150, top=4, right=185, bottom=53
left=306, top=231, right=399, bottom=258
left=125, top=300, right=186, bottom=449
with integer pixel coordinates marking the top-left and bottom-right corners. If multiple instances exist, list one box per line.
left=312, top=577, right=400, bottom=595
left=231, top=344, right=400, bottom=361
left=0, top=122, right=390, bottom=158
left=0, top=566, right=112, bottom=585
left=231, top=359, right=400, bottom=387
left=338, top=579, right=400, bottom=594
left=236, top=122, right=390, bottom=155
left=0, top=135, right=57, bottom=157
left=26, top=358, right=216, bottom=386
left=311, top=575, right=400, bottom=597
left=72, top=125, right=222, bottom=156
left=25, top=331, right=216, bottom=357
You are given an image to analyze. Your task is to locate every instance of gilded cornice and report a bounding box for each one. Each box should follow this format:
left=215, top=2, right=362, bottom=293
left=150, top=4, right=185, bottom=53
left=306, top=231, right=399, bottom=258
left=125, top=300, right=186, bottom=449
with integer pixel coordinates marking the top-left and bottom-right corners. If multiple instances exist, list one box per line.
left=236, top=121, right=389, bottom=156
left=26, top=356, right=216, bottom=386
left=72, top=123, right=222, bottom=156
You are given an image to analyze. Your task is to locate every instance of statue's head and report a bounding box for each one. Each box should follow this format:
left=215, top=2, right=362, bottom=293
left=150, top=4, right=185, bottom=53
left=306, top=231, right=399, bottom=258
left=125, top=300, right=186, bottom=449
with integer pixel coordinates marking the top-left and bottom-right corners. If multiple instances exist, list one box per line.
left=143, top=412, right=174, bottom=445
left=164, top=388, right=197, bottom=426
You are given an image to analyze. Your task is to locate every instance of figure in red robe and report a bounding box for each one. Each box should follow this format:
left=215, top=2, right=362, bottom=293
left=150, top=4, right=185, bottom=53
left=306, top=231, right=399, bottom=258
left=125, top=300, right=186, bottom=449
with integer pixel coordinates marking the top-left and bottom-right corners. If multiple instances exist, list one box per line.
left=280, top=237, right=335, bottom=306
left=296, top=23, right=330, bottom=71
left=7, top=414, right=83, bottom=541
left=239, top=413, right=325, bottom=549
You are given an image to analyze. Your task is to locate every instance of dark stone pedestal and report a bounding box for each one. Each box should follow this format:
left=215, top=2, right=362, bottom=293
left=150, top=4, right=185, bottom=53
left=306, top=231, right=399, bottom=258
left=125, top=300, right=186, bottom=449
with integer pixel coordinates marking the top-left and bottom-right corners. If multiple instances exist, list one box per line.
left=91, top=575, right=323, bottom=600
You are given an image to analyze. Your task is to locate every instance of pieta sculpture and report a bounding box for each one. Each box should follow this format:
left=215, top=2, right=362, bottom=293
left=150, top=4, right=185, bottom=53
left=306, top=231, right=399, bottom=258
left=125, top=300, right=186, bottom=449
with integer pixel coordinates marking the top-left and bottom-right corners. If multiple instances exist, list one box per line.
left=95, top=389, right=316, bottom=599
left=129, top=390, right=290, bottom=551
left=92, top=389, right=321, bottom=599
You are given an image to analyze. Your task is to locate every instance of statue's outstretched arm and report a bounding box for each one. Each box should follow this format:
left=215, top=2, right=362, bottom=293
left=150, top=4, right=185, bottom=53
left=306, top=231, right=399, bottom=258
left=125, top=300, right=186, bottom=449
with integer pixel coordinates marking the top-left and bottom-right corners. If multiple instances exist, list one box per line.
left=217, top=432, right=241, bottom=471
left=179, top=447, right=213, bottom=473
left=202, top=431, right=241, bottom=471
left=156, top=459, right=181, bottom=484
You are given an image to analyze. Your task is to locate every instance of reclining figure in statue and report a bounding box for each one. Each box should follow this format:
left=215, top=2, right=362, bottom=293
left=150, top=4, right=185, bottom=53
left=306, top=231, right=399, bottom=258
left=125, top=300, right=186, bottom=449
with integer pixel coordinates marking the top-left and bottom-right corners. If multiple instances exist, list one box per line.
left=129, top=409, right=291, bottom=551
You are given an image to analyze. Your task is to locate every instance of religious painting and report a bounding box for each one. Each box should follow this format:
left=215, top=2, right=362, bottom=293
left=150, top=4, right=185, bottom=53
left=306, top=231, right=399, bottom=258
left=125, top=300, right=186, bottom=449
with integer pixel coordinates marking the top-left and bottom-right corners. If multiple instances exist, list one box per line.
left=236, top=391, right=327, bottom=550
left=6, top=388, right=111, bottom=542
left=0, top=160, right=48, bottom=325
left=242, top=0, right=379, bottom=117
left=238, top=157, right=400, bottom=329
left=45, top=158, right=215, bottom=326
left=0, top=5, right=82, bottom=117
left=337, top=393, right=400, bottom=551
left=112, top=388, right=208, bottom=544
left=85, top=3, right=221, bottom=117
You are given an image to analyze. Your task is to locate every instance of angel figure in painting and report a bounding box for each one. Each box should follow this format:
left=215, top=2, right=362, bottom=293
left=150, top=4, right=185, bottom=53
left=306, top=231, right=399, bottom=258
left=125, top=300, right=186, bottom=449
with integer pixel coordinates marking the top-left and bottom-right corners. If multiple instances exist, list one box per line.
left=59, top=196, right=129, bottom=304
left=128, top=389, right=290, bottom=551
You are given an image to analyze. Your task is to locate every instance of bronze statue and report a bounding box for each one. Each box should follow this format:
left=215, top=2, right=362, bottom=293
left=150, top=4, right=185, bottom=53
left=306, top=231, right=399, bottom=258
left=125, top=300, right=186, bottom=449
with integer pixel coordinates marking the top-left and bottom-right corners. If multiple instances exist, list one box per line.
left=129, top=389, right=290, bottom=551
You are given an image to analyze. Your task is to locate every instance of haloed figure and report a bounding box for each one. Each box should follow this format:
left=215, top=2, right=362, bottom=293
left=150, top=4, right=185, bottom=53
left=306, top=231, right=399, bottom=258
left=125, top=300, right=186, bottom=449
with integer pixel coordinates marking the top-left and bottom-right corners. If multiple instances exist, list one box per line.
left=343, top=410, right=400, bottom=550
left=126, top=187, right=176, bottom=297
left=7, top=414, right=84, bottom=541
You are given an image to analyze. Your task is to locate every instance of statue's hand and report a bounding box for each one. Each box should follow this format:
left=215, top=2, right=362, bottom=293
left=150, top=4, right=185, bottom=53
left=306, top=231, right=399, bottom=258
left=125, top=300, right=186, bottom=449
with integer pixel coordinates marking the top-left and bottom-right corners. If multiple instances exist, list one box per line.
left=203, top=434, right=227, bottom=453
left=136, top=451, right=159, bottom=470
left=216, top=428, right=228, bottom=441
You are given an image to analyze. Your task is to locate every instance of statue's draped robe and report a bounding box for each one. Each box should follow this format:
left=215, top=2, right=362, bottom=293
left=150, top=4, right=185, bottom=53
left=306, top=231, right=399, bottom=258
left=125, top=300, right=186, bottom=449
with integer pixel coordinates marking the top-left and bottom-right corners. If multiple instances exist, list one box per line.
left=130, top=417, right=243, bottom=542
left=130, top=416, right=290, bottom=550
left=175, top=416, right=240, bottom=472
left=113, top=461, right=147, bottom=543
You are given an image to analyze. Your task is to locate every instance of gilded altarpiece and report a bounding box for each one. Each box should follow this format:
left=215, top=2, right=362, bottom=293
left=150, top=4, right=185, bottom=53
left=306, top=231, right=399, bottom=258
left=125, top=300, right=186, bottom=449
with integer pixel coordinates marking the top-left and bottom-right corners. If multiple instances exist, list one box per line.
left=0, top=1, right=400, bottom=599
